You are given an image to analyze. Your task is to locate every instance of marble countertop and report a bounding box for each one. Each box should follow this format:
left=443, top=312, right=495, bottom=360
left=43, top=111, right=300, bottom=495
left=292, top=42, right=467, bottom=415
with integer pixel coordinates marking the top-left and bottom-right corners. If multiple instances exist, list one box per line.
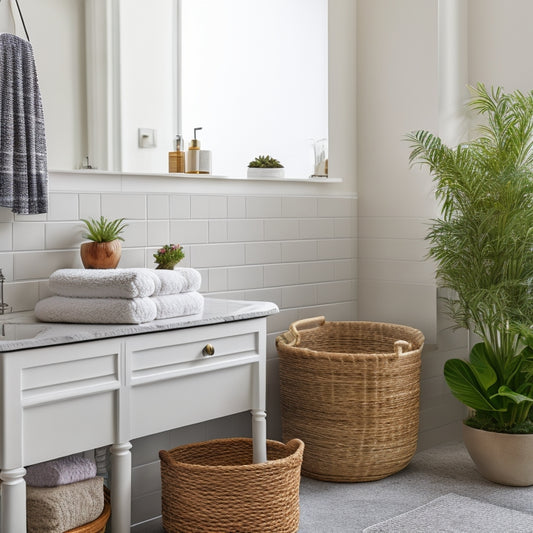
left=0, top=297, right=279, bottom=352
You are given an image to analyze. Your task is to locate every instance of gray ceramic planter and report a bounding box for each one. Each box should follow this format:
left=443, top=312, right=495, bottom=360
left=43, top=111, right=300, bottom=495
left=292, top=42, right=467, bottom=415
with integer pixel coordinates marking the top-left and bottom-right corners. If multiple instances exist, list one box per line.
left=463, top=423, right=533, bottom=486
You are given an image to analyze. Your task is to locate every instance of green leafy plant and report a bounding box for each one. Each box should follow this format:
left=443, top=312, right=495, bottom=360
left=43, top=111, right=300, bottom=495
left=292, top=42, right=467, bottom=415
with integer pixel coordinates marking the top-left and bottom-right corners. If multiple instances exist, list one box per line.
left=81, top=216, right=128, bottom=242
left=407, top=83, right=533, bottom=433
left=248, top=155, right=284, bottom=168
left=153, top=243, right=185, bottom=270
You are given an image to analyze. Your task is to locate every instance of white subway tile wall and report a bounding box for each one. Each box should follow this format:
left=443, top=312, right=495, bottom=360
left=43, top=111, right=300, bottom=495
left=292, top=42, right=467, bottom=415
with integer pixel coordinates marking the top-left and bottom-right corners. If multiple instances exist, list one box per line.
left=2, top=188, right=359, bottom=530
left=1, top=189, right=357, bottom=363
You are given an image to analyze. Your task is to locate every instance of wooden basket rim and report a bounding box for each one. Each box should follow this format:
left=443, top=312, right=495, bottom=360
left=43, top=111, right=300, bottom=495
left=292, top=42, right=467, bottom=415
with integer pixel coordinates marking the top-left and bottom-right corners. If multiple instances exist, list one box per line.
left=159, top=437, right=304, bottom=473
left=276, top=319, right=425, bottom=359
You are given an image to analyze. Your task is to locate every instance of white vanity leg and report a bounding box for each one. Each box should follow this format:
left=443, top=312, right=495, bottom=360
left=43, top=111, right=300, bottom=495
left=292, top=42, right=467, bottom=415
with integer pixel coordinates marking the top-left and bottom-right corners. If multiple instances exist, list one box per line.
left=0, top=467, right=27, bottom=533
left=251, top=409, right=267, bottom=463
left=110, top=442, right=132, bottom=533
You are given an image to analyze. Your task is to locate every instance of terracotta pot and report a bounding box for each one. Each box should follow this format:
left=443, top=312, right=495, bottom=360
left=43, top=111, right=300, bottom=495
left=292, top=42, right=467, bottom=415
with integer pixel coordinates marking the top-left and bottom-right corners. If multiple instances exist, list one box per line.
left=463, top=423, right=533, bottom=486
left=80, top=240, right=122, bottom=269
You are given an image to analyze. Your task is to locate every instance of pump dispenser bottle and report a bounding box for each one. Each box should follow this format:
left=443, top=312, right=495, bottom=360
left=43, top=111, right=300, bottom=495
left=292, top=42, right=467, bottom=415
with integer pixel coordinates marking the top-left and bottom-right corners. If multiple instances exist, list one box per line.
left=168, top=134, right=185, bottom=173
left=186, top=127, right=212, bottom=174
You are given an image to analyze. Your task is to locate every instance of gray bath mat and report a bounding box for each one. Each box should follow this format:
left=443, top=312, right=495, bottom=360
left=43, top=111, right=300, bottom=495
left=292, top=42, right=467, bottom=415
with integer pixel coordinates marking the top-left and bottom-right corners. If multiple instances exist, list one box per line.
left=363, top=493, right=533, bottom=532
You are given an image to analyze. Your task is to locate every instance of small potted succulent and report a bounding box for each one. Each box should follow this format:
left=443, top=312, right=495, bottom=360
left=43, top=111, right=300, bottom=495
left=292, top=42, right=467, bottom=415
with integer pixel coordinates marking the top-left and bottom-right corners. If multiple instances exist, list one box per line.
left=80, top=216, right=128, bottom=269
left=247, top=155, right=285, bottom=178
left=153, top=243, right=185, bottom=270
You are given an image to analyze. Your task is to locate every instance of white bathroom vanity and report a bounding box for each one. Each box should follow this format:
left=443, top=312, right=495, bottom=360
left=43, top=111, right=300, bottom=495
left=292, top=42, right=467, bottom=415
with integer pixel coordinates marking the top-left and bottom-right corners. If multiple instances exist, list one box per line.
left=0, top=297, right=278, bottom=532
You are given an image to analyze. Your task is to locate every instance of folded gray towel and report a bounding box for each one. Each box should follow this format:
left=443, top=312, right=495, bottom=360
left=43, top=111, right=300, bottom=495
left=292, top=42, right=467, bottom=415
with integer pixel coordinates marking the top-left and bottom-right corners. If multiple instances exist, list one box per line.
left=0, top=33, right=48, bottom=214
left=25, top=455, right=97, bottom=488
left=26, top=477, right=104, bottom=533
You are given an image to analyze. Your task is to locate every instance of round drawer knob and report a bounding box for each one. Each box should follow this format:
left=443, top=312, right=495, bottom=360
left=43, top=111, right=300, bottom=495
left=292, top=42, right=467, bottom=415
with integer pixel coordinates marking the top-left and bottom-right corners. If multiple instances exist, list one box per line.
left=203, top=343, right=215, bottom=356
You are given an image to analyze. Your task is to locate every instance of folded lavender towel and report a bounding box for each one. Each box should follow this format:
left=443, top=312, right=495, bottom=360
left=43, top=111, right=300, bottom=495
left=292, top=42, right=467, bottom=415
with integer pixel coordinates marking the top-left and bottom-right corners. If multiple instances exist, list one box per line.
left=25, top=455, right=96, bottom=488
left=153, top=291, right=204, bottom=320
left=48, top=268, right=160, bottom=299
left=26, top=477, right=104, bottom=533
left=153, top=268, right=202, bottom=295
left=35, top=295, right=157, bottom=324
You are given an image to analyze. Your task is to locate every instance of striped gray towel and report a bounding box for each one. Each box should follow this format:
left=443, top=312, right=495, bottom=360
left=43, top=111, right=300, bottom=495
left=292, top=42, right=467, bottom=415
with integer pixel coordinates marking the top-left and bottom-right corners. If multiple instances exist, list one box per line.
left=0, top=33, right=48, bottom=214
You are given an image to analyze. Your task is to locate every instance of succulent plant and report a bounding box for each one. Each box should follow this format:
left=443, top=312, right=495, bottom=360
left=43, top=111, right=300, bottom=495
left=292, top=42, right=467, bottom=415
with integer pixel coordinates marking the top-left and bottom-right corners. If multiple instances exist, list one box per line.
left=248, top=155, right=284, bottom=168
left=153, top=243, right=185, bottom=270
left=81, top=216, right=128, bottom=243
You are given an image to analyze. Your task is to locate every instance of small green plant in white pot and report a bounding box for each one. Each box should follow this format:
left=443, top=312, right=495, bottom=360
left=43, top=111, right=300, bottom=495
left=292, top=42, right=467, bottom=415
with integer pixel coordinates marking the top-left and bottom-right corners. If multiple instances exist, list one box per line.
left=247, top=155, right=285, bottom=178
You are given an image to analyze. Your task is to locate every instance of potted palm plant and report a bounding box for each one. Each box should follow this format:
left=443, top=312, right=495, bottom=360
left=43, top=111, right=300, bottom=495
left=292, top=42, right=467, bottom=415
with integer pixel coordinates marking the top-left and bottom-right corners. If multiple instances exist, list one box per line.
left=80, top=216, right=128, bottom=269
left=407, top=84, right=533, bottom=486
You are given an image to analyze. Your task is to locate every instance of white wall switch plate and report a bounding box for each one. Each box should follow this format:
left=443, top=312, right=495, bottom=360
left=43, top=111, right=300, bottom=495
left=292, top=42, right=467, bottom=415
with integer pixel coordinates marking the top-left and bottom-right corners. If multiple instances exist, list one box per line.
left=138, top=128, right=157, bottom=148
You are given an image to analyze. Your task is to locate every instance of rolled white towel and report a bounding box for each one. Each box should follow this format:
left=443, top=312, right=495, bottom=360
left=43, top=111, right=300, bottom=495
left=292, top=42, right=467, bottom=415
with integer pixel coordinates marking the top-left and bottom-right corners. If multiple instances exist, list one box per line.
left=152, top=291, right=204, bottom=320
left=35, top=295, right=157, bottom=324
left=48, top=268, right=160, bottom=299
left=152, top=268, right=202, bottom=295
left=25, top=455, right=97, bottom=488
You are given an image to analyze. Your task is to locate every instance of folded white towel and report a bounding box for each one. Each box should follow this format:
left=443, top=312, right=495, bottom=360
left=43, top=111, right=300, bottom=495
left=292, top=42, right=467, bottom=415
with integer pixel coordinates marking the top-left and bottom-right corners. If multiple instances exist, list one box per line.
left=152, top=291, right=204, bottom=320
left=152, top=268, right=202, bottom=295
left=48, top=268, right=160, bottom=299
left=25, top=455, right=97, bottom=488
left=35, top=295, right=157, bottom=324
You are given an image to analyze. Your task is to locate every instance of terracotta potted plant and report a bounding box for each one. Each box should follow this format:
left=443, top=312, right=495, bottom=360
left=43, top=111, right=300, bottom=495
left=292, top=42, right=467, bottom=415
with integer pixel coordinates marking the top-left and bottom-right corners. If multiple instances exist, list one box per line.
left=247, top=155, right=285, bottom=178
left=80, top=216, right=128, bottom=269
left=407, top=84, right=533, bottom=486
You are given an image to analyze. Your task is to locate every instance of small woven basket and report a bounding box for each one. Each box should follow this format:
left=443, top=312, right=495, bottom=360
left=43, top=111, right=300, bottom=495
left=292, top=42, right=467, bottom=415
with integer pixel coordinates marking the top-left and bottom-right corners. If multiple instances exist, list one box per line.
left=65, top=487, right=111, bottom=533
left=276, top=317, right=424, bottom=482
left=159, top=437, right=304, bottom=533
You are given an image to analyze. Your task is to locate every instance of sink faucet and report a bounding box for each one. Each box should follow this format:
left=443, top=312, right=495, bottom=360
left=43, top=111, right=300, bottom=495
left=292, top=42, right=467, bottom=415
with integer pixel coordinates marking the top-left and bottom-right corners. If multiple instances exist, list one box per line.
left=0, top=269, right=9, bottom=315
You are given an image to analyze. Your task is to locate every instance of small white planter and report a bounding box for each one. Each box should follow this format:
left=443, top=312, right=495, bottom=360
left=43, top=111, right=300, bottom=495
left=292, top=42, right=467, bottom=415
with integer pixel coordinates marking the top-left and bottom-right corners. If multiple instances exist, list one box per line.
left=246, top=167, right=285, bottom=179
left=463, top=423, right=533, bottom=486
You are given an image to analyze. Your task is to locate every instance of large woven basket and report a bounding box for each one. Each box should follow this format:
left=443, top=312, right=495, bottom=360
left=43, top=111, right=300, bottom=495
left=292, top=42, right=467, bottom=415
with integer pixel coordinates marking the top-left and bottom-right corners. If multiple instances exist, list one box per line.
left=65, top=487, right=110, bottom=533
left=276, top=316, right=425, bottom=482
left=159, top=437, right=304, bottom=533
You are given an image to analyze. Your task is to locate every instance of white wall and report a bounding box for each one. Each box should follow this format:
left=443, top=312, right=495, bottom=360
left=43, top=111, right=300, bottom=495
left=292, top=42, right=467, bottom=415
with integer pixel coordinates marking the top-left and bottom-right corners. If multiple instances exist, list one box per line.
left=468, top=0, right=533, bottom=92
left=355, top=0, right=464, bottom=448
left=0, top=171, right=357, bottom=529
left=356, top=0, right=438, bottom=339
left=355, top=0, right=533, bottom=448
left=21, top=0, right=88, bottom=170
left=119, top=0, right=177, bottom=173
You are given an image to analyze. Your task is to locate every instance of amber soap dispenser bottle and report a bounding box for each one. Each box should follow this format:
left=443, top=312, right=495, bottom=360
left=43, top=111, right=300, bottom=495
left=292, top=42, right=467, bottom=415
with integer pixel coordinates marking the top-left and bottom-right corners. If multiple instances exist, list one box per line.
left=168, top=134, right=185, bottom=173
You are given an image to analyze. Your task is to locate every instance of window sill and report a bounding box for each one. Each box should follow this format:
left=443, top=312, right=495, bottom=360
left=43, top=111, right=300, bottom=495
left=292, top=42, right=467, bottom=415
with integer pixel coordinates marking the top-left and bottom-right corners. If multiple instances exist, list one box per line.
left=49, top=169, right=343, bottom=195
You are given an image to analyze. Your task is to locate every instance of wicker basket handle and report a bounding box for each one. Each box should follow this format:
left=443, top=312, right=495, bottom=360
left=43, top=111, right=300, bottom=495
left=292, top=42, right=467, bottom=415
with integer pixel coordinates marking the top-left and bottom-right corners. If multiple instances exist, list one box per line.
left=394, top=340, right=413, bottom=356
left=280, top=316, right=326, bottom=346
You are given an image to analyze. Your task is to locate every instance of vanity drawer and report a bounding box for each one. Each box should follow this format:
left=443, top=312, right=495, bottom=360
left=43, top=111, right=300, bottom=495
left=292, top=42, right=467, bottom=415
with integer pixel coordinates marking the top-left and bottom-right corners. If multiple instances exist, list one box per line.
left=126, top=318, right=267, bottom=439
left=126, top=319, right=264, bottom=383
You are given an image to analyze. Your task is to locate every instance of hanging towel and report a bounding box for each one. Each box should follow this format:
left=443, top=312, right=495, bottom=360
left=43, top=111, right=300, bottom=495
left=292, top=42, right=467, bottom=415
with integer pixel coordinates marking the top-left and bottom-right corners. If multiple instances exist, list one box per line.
left=26, top=477, right=104, bottom=533
left=48, top=268, right=160, bottom=299
left=25, top=455, right=97, bottom=488
left=152, top=267, right=202, bottom=295
left=0, top=33, right=48, bottom=214
left=152, top=291, right=204, bottom=320
left=34, top=295, right=157, bottom=324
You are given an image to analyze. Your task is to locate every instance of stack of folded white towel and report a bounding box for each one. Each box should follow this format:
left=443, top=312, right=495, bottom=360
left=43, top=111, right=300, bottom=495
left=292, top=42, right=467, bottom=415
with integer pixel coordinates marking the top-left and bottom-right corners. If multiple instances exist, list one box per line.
left=34, top=268, right=204, bottom=324
left=25, top=455, right=103, bottom=533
